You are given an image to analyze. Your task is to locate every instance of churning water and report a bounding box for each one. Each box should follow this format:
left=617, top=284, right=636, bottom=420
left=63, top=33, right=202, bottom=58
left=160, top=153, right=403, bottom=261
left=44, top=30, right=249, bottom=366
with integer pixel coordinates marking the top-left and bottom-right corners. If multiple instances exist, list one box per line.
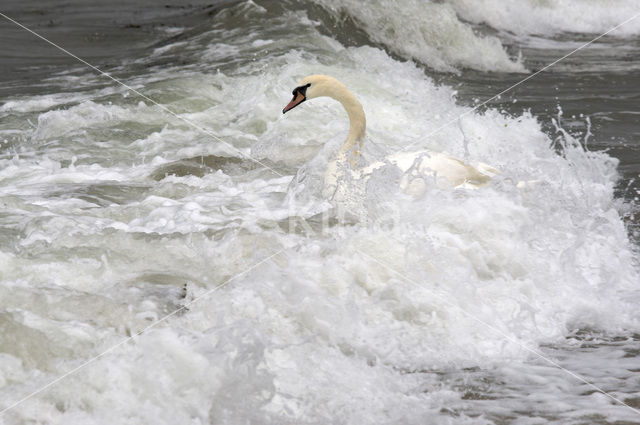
left=1, top=1, right=640, bottom=424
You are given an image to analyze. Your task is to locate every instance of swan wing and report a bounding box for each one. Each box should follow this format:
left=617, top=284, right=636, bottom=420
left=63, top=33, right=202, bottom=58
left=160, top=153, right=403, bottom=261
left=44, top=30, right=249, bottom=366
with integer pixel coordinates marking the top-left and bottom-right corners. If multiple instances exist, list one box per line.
left=386, top=150, right=495, bottom=194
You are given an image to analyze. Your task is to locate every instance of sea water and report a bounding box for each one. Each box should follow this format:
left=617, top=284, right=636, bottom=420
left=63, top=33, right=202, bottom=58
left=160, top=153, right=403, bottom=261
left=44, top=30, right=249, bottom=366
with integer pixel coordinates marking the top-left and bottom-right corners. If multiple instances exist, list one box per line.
left=1, top=1, right=640, bottom=424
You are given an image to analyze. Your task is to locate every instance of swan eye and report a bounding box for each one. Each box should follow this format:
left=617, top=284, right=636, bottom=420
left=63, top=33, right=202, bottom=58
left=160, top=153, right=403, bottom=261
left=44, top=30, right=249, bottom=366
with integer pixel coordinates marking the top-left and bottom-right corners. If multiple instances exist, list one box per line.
left=292, top=83, right=311, bottom=97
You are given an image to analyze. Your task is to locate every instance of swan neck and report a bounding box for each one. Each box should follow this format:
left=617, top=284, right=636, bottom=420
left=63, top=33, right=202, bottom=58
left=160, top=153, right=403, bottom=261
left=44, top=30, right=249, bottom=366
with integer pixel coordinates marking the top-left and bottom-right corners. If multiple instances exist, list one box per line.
left=326, top=83, right=366, bottom=161
left=341, top=99, right=366, bottom=157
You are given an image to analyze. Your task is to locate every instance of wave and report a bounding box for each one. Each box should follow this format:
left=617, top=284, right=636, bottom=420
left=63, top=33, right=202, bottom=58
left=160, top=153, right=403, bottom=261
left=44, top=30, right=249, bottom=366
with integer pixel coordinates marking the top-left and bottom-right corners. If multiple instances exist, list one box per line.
left=447, top=0, right=640, bottom=37
left=1, top=2, right=639, bottom=423
left=310, top=0, right=526, bottom=73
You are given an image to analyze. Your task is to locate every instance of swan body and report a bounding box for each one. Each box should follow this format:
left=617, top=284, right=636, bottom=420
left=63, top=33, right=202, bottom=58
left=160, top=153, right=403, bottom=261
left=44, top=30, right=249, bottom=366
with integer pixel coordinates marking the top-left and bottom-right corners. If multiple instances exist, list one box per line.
left=282, top=75, right=497, bottom=200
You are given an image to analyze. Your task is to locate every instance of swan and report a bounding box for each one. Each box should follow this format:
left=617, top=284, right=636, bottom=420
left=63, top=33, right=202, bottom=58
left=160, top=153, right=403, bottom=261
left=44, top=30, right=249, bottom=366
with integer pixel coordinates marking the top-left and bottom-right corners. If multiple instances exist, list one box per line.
left=282, top=74, right=498, bottom=200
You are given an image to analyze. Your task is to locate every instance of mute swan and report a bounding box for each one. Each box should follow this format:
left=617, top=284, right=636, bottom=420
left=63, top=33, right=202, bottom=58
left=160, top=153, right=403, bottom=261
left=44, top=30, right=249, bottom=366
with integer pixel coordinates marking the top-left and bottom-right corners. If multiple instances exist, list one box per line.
left=282, top=75, right=497, bottom=200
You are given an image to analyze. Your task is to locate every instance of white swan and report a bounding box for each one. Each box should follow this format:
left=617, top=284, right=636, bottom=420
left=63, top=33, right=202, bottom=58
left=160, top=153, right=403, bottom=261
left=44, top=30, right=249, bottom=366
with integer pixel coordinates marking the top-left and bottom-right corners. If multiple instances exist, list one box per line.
left=282, top=74, right=498, bottom=200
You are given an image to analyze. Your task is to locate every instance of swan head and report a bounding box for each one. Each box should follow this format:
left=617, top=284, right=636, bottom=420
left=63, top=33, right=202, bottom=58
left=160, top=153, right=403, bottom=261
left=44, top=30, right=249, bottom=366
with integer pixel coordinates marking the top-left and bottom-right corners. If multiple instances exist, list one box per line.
left=282, top=75, right=343, bottom=114
left=282, top=75, right=366, bottom=164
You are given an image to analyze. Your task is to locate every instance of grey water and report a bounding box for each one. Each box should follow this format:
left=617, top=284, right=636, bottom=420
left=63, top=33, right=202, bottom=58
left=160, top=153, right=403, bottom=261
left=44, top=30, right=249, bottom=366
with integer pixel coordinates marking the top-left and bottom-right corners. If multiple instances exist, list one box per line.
left=1, top=1, right=640, bottom=424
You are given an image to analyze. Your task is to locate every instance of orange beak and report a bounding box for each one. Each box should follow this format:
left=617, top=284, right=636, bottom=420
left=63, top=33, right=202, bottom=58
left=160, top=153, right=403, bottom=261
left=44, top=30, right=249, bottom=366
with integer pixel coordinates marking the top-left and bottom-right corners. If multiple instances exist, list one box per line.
left=283, top=90, right=306, bottom=114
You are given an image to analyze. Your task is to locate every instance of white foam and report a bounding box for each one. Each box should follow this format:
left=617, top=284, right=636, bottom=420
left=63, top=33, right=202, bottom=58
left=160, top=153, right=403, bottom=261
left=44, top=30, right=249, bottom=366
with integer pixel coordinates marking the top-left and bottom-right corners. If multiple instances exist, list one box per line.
left=1, top=4, right=639, bottom=424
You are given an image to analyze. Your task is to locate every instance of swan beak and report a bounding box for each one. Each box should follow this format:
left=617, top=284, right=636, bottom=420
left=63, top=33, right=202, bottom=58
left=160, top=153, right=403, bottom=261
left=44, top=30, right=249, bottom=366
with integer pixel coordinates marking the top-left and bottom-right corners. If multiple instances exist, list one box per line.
left=283, top=90, right=306, bottom=114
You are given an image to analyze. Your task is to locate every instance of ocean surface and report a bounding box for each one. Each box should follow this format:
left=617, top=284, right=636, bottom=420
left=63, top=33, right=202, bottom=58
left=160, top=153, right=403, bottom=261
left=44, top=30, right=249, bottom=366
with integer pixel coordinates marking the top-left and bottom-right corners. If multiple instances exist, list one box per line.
left=1, top=1, right=640, bottom=424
